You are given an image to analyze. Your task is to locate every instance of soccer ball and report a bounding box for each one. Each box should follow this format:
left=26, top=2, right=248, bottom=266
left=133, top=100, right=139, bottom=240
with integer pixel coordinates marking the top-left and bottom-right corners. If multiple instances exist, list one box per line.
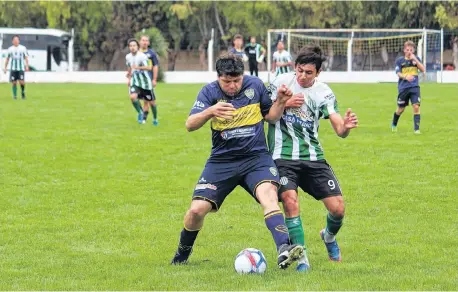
left=234, top=248, right=267, bottom=274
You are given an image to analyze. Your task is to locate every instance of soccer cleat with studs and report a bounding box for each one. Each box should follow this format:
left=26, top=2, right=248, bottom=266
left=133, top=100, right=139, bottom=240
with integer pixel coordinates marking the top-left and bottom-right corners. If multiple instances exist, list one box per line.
left=277, top=244, right=304, bottom=269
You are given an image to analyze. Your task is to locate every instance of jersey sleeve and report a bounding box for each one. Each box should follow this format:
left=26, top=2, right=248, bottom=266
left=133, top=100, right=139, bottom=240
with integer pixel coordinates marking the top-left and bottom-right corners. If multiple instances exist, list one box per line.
left=286, top=52, right=292, bottom=62
left=395, top=58, right=402, bottom=74
left=272, top=52, right=278, bottom=62
left=259, top=81, right=273, bottom=117
left=319, top=86, right=339, bottom=119
left=151, top=51, right=159, bottom=66
left=7, top=47, right=12, bottom=58
left=125, top=56, right=130, bottom=67
left=23, top=46, right=29, bottom=57
left=189, top=87, right=214, bottom=116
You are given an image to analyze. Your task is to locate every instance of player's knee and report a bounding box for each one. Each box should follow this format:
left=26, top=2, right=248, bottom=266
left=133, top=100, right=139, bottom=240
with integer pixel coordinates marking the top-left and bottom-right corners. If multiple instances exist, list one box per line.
left=256, top=184, right=280, bottom=209
left=413, top=104, right=420, bottom=113
left=186, top=206, right=208, bottom=221
left=396, top=107, right=405, bottom=114
left=328, top=197, right=345, bottom=218
left=281, top=192, right=299, bottom=216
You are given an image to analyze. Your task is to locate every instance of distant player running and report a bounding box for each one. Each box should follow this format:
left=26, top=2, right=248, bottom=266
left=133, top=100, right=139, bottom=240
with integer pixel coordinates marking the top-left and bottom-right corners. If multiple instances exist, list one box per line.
left=139, top=35, right=160, bottom=126
left=268, top=44, right=358, bottom=271
left=125, top=38, right=153, bottom=124
left=3, top=35, right=29, bottom=99
left=171, top=53, right=304, bottom=269
left=391, top=40, right=425, bottom=134
left=272, top=40, right=293, bottom=76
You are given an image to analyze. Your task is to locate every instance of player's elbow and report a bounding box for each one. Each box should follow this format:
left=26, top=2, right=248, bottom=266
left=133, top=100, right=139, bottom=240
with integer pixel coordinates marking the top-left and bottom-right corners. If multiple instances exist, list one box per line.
left=185, top=119, right=197, bottom=132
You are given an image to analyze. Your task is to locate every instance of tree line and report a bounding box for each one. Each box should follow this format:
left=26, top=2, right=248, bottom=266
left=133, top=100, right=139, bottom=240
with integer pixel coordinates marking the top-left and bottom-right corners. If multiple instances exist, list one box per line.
left=0, top=1, right=457, bottom=70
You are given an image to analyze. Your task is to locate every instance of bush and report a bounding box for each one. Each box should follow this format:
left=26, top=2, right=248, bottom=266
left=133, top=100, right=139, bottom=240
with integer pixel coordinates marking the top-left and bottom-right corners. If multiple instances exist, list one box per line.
left=135, top=27, right=168, bottom=81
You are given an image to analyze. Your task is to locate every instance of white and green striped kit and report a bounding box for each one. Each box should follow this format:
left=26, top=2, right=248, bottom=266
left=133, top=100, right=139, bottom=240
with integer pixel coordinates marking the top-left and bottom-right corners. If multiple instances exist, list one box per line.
left=267, top=72, right=339, bottom=161
left=273, top=50, right=292, bottom=75
left=7, top=45, right=28, bottom=71
left=125, top=51, right=152, bottom=90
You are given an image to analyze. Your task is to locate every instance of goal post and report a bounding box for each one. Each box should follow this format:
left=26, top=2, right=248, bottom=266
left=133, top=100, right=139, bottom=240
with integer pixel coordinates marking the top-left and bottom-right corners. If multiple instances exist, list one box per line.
left=267, top=28, right=443, bottom=82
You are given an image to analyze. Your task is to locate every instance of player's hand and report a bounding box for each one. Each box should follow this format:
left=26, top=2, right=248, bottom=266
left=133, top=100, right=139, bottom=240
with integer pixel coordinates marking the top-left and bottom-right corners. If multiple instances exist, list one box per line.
left=211, top=102, right=236, bottom=120
left=25, top=66, right=29, bottom=72
left=286, top=93, right=305, bottom=108
left=276, top=84, right=293, bottom=104
left=343, top=108, right=358, bottom=130
left=152, top=79, right=157, bottom=88
left=131, top=65, right=138, bottom=70
left=406, top=75, right=415, bottom=82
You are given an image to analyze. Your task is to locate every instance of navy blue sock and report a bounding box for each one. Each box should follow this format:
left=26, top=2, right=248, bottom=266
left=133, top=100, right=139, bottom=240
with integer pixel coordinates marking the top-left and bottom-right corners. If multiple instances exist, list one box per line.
left=392, top=112, right=401, bottom=126
left=178, top=228, right=199, bottom=252
left=414, top=114, right=420, bottom=131
left=264, top=210, right=290, bottom=251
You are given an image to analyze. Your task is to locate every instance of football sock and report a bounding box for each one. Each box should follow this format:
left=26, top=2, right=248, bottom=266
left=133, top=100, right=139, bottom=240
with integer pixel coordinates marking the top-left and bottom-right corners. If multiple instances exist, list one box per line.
left=143, top=110, right=149, bottom=121
left=285, top=216, right=305, bottom=247
left=324, top=213, right=343, bottom=243
left=12, top=85, right=17, bottom=97
left=392, top=112, right=401, bottom=126
left=264, top=210, right=290, bottom=251
left=20, top=84, right=25, bottom=96
left=414, top=114, right=420, bottom=131
left=131, top=99, right=142, bottom=113
left=151, top=104, right=158, bottom=120
left=177, top=227, right=200, bottom=252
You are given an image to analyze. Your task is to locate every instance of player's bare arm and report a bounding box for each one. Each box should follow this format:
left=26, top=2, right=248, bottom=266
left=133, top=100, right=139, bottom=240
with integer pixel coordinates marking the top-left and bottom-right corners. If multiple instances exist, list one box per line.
left=152, top=65, right=158, bottom=87
left=131, top=64, right=152, bottom=71
left=329, top=108, right=358, bottom=138
left=25, top=55, right=29, bottom=71
left=411, top=55, right=426, bottom=73
left=265, top=85, right=292, bottom=123
left=3, top=57, right=9, bottom=73
left=185, top=102, right=235, bottom=132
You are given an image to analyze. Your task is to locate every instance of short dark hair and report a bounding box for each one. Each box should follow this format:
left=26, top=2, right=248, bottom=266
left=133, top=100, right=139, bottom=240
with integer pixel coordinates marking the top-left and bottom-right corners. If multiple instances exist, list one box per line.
left=216, top=53, right=244, bottom=77
left=127, top=38, right=139, bottom=47
left=12, top=35, right=19, bottom=40
left=295, top=43, right=327, bottom=71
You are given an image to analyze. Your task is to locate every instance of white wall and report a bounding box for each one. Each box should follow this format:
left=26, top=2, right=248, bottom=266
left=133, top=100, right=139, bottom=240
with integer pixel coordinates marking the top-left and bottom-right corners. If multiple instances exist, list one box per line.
left=0, top=70, right=456, bottom=84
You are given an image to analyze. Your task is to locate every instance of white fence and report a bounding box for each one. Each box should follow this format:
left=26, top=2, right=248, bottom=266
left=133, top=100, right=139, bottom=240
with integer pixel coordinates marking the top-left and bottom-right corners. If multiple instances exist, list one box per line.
left=0, top=71, right=457, bottom=84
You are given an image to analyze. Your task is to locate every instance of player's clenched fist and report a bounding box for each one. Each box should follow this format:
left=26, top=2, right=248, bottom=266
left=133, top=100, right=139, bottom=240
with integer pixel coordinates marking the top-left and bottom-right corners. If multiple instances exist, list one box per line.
left=343, top=108, right=358, bottom=129
left=277, top=84, right=293, bottom=104
left=210, top=102, right=236, bottom=120
left=286, top=93, right=305, bottom=108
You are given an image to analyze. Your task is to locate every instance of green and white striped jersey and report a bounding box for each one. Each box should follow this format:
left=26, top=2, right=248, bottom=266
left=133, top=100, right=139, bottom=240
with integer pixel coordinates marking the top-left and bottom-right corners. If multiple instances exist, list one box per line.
left=125, top=52, right=152, bottom=90
left=7, top=45, right=28, bottom=71
left=273, top=50, right=292, bottom=75
left=267, top=72, right=339, bottom=161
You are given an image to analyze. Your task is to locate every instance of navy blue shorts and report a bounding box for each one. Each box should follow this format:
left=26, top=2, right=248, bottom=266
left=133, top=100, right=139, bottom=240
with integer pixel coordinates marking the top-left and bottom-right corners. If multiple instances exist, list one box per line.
left=397, top=87, right=421, bottom=107
left=192, top=152, right=280, bottom=211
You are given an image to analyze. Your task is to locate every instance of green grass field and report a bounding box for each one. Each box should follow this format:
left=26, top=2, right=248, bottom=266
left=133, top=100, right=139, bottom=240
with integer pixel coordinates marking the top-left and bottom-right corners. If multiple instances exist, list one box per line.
left=1, top=82, right=457, bottom=290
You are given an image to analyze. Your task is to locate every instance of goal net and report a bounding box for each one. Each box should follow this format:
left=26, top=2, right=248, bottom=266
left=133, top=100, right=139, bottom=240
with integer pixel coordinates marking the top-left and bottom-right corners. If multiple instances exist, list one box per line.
left=267, top=29, right=442, bottom=80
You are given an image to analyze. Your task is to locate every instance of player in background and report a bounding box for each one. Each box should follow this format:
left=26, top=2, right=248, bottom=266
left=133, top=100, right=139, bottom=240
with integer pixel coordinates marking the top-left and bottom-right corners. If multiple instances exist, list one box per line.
left=3, top=35, right=29, bottom=99
left=139, top=35, right=160, bottom=126
left=272, top=40, right=293, bottom=76
left=391, top=40, right=425, bottom=134
left=230, top=34, right=248, bottom=62
left=125, top=38, right=153, bottom=124
left=267, top=44, right=358, bottom=271
left=244, top=36, right=265, bottom=77
left=171, top=53, right=305, bottom=269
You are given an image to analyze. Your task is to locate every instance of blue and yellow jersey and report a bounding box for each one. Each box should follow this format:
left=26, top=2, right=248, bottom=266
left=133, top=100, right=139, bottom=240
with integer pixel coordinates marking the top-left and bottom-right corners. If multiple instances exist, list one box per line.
left=189, top=75, right=273, bottom=160
left=140, top=48, right=159, bottom=80
left=395, top=55, right=421, bottom=92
